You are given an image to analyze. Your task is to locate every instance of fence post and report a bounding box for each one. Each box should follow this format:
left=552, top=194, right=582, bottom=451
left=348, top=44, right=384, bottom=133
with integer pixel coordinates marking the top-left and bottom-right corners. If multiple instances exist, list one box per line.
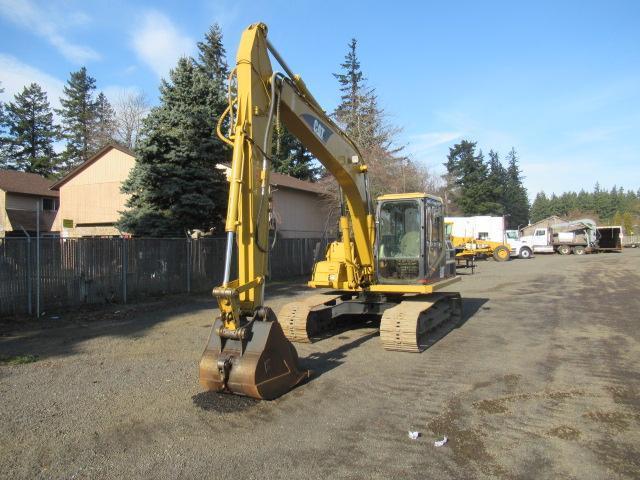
left=26, top=236, right=32, bottom=316
left=121, top=237, right=128, bottom=304
left=36, top=205, right=40, bottom=318
left=186, top=239, right=191, bottom=294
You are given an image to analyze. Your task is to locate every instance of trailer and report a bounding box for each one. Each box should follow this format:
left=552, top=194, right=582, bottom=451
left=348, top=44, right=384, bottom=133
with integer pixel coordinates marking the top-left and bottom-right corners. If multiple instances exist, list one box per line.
left=596, top=226, right=623, bottom=252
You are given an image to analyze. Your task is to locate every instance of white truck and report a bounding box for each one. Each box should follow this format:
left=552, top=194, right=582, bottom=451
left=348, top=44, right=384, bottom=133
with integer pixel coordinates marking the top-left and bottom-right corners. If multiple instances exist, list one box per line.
left=446, top=216, right=533, bottom=259
left=517, top=219, right=598, bottom=255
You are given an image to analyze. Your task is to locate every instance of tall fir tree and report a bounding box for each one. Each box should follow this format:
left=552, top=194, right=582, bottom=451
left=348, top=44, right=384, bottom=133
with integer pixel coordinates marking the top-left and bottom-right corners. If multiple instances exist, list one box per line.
left=445, top=140, right=494, bottom=215
left=327, top=37, right=411, bottom=202
left=272, top=126, right=319, bottom=180
left=92, top=92, right=116, bottom=150
left=196, top=24, right=228, bottom=85
left=117, top=57, right=228, bottom=236
left=57, top=67, right=97, bottom=171
left=485, top=150, right=507, bottom=215
left=333, top=39, right=364, bottom=140
left=3, top=83, right=58, bottom=176
left=530, top=191, right=551, bottom=222
left=194, top=23, right=230, bottom=165
left=333, top=38, right=389, bottom=150
left=503, top=148, right=530, bottom=227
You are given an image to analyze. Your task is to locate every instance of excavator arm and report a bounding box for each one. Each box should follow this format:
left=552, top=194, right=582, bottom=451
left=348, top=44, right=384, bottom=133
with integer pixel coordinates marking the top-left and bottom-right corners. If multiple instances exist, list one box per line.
left=200, top=23, right=375, bottom=399
left=216, top=23, right=374, bottom=326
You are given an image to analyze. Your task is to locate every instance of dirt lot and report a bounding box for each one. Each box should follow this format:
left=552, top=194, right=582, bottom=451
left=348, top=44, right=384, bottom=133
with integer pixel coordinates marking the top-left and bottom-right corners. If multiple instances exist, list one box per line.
left=1, top=249, right=639, bottom=479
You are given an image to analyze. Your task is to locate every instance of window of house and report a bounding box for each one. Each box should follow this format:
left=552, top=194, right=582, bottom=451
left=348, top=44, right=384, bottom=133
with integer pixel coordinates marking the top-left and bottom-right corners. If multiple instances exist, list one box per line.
left=478, top=232, right=489, bottom=240
left=42, top=198, right=58, bottom=211
left=535, top=229, right=546, bottom=236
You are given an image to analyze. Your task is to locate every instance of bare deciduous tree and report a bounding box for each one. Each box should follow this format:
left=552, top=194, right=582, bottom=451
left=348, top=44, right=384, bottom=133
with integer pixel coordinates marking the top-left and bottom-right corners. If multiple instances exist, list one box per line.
left=114, top=91, right=149, bottom=149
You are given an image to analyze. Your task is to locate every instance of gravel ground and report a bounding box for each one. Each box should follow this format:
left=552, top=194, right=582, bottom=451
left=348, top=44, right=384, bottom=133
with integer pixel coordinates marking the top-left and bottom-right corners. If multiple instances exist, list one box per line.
left=1, top=249, right=639, bottom=479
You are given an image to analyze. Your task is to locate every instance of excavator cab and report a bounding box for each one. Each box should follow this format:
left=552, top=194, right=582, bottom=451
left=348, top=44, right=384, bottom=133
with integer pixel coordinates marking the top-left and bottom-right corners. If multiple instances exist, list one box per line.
left=376, top=194, right=446, bottom=285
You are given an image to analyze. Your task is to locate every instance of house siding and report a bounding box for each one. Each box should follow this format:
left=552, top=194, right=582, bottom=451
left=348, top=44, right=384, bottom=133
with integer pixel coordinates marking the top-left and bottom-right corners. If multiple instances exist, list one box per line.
left=0, top=190, right=6, bottom=237
left=272, top=187, right=332, bottom=238
left=57, top=148, right=135, bottom=237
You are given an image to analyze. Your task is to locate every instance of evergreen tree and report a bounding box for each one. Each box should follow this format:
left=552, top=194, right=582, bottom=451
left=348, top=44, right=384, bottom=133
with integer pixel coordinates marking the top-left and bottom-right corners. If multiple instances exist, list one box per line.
left=326, top=37, right=412, bottom=203
left=503, top=148, right=530, bottom=227
left=333, top=39, right=364, bottom=140
left=530, top=191, right=551, bottom=222
left=485, top=150, right=507, bottom=215
left=57, top=67, right=97, bottom=171
left=3, top=83, right=58, bottom=176
left=445, top=140, right=495, bottom=215
left=272, top=125, right=319, bottom=180
left=194, top=23, right=230, bottom=165
left=117, top=57, right=227, bottom=236
left=196, top=24, right=228, bottom=85
left=92, top=92, right=116, bottom=150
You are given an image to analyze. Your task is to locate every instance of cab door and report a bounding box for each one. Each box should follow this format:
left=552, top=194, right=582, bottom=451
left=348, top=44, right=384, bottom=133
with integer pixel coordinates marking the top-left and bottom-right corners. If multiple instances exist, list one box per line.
left=425, top=199, right=445, bottom=280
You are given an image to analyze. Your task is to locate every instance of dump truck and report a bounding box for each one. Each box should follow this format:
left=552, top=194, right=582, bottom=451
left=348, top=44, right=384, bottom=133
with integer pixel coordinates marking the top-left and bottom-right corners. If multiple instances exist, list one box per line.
left=198, top=23, right=462, bottom=400
left=518, top=219, right=598, bottom=255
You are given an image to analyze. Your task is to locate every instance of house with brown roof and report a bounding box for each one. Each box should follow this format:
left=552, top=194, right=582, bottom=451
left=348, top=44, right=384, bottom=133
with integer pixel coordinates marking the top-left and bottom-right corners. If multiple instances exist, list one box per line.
left=52, top=144, right=332, bottom=239
left=0, top=170, right=59, bottom=237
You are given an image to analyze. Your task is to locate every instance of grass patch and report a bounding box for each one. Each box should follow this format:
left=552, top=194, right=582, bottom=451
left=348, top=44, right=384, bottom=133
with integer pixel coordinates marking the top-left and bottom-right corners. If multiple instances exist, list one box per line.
left=0, top=354, right=39, bottom=365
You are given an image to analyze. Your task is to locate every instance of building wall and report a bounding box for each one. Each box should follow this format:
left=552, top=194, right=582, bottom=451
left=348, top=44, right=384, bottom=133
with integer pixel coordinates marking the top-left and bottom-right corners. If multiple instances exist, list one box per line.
left=6, top=192, right=42, bottom=211
left=58, top=148, right=135, bottom=237
left=272, top=187, right=331, bottom=238
left=1, top=191, right=59, bottom=236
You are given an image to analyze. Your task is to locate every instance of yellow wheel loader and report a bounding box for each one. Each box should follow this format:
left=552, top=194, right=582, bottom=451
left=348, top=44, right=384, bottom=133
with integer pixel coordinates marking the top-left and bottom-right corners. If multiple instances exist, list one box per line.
left=199, top=23, right=462, bottom=400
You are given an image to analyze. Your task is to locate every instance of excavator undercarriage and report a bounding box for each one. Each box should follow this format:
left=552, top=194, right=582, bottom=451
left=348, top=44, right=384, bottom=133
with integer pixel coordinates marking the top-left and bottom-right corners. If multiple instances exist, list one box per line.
left=278, top=291, right=462, bottom=351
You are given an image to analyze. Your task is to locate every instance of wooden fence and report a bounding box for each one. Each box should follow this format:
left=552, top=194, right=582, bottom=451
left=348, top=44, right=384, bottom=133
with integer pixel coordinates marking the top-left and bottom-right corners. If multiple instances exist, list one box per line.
left=0, top=237, right=325, bottom=317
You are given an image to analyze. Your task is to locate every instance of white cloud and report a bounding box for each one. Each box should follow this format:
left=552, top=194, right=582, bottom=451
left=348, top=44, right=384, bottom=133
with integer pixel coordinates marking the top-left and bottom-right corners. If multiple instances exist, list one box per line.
left=408, top=132, right=461, bottom=154
left=132, top=10, right=194, bottom=78
left=0, top=54, right=65, bottom=109
left=0, top=0, right=99, bottom=63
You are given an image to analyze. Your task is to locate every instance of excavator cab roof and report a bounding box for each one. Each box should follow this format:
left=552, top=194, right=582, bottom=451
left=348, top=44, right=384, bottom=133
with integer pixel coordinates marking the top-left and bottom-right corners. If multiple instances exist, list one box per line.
left=376, top=192, right=443, bottom=203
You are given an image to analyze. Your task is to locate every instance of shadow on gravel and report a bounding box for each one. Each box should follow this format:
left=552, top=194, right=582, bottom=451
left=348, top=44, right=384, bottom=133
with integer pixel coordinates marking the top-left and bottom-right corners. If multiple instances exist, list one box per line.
left=0, top=281, right=314, bottom=363
left=301, top=330, right=379, bottom=377
left=0, top=298, right=212, bottom=361
left=191, top=391, right=259, bottom=413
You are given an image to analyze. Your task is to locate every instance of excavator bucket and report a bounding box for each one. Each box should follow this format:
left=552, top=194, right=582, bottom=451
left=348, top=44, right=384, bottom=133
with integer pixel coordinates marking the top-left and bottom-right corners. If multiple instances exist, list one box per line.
left=199, top=316, right=309, bottom=400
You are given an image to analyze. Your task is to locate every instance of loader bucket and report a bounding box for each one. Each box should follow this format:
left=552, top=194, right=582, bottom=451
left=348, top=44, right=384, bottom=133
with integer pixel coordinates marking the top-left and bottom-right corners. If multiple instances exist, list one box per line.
left=199, top=317, right=309, bottom=400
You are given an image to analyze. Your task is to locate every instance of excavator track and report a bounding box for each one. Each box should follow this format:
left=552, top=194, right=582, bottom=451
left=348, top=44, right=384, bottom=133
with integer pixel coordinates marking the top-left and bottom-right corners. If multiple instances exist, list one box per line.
left=379, top=293, right=462, bottom=352
left=278, top=293, right=344, bottom=342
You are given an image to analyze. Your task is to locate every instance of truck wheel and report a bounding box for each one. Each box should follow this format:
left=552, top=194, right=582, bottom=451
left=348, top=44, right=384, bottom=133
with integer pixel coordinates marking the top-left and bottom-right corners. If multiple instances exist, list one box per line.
left=519, top=247, right=532, bottom=259
left=573, top=245, right=585, bottom=255
left=493, top=245, right=510, bottom=262
left=558, top=245, right=571, bottom=255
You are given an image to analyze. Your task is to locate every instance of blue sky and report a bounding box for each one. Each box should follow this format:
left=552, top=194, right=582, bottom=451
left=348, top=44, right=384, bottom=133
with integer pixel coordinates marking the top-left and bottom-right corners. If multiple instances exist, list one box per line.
left=1, top=0, right=638, bottom=198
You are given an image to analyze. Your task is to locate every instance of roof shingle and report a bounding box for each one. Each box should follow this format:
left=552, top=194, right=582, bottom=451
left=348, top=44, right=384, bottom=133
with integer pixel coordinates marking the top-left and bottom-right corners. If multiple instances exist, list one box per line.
left=0, top=170, right=59, bottom=197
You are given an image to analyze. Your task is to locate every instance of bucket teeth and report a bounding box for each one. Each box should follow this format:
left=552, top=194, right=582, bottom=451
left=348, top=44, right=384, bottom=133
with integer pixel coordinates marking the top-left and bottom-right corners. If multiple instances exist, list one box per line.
left=379, top=293, right=462, bottom=352
left=199, top=316, right=310, bottom=400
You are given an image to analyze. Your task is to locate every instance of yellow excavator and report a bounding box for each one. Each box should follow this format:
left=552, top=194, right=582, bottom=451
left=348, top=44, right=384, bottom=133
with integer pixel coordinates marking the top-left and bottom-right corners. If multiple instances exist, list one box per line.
left=199, top=23, right=462, bottom=400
